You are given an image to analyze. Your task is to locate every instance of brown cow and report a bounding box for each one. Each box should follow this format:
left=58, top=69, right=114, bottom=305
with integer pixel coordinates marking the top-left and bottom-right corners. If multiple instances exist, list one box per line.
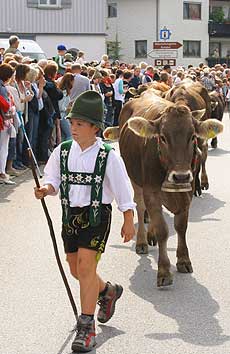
left=164, top=80, right=213, bottom=196
left=129, top=82, right=170, bottom=98
left=104, top=91, right=223, bottom=287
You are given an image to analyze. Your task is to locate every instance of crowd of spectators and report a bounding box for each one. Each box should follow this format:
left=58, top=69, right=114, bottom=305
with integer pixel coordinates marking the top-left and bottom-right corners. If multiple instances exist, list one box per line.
left=0, top=35, right=229, bottom=185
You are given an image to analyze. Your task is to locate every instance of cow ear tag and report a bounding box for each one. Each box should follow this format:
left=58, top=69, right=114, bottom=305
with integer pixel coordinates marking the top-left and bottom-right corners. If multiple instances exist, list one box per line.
left=140, top=126, right=146, bottom=137
left=207, top=128, right=217, bottom=139
left=207, top=122, right=223, bottom=139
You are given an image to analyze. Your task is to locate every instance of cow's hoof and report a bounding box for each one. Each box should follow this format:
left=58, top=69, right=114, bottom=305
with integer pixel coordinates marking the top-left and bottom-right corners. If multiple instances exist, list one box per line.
left=136, top=243, right=148, bottom=254
left=211, top=142, right=217, bottom=149
left=147, top=232, right=157, bottom=246
left=176, top=261, right=193, bottom=273
left=157, top=272, right=173, bottom=287
left=194, top=187, right=202, bottom=197
left=201, top=182, right=209, bottom=190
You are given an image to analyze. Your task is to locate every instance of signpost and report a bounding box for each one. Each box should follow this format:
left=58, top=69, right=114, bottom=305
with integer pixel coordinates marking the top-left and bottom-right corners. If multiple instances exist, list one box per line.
left=147, top=27, right=183, bottom=67
left=148, top=49, right=178, bottom=59
left=155, top=59, right=176, bottom=67
left=153, top=41, right=182, bottom=50
left=159, top=27, right=172, bottom=41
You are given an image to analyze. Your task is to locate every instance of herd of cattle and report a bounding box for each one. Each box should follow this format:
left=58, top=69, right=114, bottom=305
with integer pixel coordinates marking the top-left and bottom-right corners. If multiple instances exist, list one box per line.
left=104, top=79, right=224, bottom=287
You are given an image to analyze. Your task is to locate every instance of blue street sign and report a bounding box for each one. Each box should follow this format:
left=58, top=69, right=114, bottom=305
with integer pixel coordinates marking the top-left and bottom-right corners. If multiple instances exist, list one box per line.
left=160, top=27, right=172, bottom=41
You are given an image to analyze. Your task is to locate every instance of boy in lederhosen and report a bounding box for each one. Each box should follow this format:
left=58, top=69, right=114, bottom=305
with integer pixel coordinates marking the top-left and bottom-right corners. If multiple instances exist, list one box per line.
left=34, top=90, right=136, bottom=353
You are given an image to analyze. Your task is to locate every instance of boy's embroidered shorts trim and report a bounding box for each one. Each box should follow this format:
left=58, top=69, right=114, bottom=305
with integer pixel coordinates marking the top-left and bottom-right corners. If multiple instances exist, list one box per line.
left=61, top=204, right=112, bottom=253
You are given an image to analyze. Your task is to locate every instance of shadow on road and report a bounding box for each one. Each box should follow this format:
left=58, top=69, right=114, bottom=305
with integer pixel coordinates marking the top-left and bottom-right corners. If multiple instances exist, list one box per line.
left=114, top=191, right=226, bottom=244
left=110, top=240, right=230, bottom=347
left=190, top=193, right=225, bottom=223
left=162, top=192, right=226, bottom=227
left=56, top=324, right=125, bottom=354
left=129, top=253, right=230, bottom=347
left=208, top=147, right=230, bottom=156
left=0, top=170, right=33, bottom=204
left=110, top=189, right=228, bottom=347
left=135, top=192, right=225, bottom=238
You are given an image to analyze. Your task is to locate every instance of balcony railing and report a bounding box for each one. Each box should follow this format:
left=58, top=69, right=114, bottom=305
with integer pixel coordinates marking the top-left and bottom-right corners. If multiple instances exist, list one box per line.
left=206, top=57, right=230, bottom=67
left=209, top=22, right=230, bottom=37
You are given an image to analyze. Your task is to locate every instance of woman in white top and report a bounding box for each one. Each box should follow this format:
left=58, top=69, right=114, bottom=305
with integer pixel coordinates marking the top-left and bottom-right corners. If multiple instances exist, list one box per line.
left=90, top=71, right=104, bottom=99
left=113, top=69, right=124, bottom=126
left=75, top=50, right=85, bottom=66
left=14, top=63, right=33, bottom=168
left=0, top=64, right=17, bottom=184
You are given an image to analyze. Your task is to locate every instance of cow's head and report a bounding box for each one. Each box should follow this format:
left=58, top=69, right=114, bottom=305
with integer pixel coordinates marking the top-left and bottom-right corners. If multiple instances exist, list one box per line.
left=128, top=104, right=223, bottom=192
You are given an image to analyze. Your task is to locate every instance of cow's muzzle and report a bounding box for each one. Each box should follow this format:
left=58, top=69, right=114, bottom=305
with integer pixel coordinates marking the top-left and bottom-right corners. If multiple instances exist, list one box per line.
left=161, top=170, right=193, bottom=192
left=168, top=170, right=193, bottom=184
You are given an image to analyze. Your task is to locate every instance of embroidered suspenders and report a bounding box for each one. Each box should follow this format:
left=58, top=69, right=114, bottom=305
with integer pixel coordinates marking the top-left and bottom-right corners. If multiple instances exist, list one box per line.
left=60, top=140, right=112, bottom=227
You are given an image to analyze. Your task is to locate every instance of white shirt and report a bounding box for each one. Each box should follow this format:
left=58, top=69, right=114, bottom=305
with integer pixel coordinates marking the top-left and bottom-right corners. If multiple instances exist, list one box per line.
left=75, top=57, right=85, bottom=65
left=6, top=85, right=21, bottom=111
left=70, top=74, right=90, bottom=102
left=174, top=77, right=182, bottom=86
left=113, top=78, right=124, bottom=102
left=44, top=138, right=136, bottom=212
left=32, top=82, right=44, bottom=111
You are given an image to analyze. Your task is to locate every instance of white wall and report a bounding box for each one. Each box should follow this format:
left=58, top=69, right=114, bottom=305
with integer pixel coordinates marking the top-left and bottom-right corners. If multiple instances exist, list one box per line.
left=106, top=0, right=209, bottom=67
left=159, top=0, right=209, bottom=67
left=106, top=0, right=157, bottom=65
left=36, top=35, right=106, bottom=62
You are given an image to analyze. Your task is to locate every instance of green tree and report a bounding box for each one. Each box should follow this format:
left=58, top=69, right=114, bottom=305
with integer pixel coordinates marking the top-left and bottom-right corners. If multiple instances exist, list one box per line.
left=210, top=7, right=225, bottom=23
left=106, top=33, right=122, bottom=60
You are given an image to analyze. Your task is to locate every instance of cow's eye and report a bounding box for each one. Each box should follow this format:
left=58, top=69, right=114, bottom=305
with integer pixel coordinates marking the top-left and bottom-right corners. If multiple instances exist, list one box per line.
left=160, top=135, right=167, bottom=144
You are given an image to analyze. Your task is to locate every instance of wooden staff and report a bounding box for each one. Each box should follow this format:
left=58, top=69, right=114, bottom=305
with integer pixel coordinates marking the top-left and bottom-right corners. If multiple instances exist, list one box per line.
left=28, top=148, right=78, bottom=320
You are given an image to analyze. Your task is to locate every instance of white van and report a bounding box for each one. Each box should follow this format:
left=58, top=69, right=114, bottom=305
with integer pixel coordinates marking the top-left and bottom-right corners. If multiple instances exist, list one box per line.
left=0, top=38, right=46, bottom=61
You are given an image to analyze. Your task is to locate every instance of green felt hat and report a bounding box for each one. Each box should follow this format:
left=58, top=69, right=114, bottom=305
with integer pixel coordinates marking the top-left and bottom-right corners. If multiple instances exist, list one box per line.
left=67, top=90, right=104, bottom=129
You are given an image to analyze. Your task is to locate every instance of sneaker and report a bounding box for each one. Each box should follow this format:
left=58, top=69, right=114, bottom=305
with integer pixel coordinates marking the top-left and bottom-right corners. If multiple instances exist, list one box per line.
left=97, top=282, right=123, bottom=323
left=4, top=179, right=16, bottom=185
left=71, top=315, right=96, bottom=353
left=6, top=168, right=21, bottom=177
left=0, top=176, right=16, bottom=185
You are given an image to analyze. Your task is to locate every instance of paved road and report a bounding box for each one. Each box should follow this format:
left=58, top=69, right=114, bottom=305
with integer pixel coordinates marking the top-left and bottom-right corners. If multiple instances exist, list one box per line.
left=1, top=113, right=230, bottom=354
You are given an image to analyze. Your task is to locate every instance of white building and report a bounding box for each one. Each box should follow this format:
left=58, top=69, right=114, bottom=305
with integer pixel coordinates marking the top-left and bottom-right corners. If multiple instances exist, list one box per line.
left=209, top=1, right=230, bottom=58
left=106, top=0, right=210, bottom=67
left=0, top=0, right=106, bottom=62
